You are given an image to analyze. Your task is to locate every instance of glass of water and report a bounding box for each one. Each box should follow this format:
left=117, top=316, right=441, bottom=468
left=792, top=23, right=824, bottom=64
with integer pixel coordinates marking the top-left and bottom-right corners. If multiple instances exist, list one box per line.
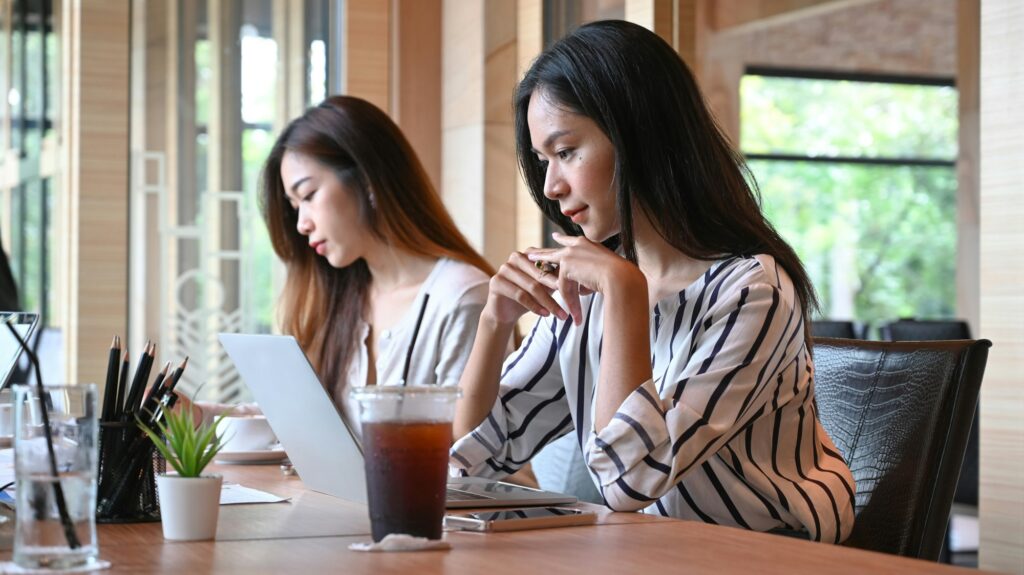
left=12, top=384, right=100, bottom=570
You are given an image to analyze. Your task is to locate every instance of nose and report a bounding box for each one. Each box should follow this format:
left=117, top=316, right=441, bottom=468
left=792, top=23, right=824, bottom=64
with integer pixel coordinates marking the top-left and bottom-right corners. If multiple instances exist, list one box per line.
left=542, top=161, right=568, bottom=200
left=295, top=205, right=313, bottom=236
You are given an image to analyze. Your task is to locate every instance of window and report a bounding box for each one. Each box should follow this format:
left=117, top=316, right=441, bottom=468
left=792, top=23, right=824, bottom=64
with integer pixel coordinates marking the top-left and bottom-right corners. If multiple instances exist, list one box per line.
left=741, top=69, right=958, bottom=331
left=0, top=0, right=59, bottom=326
left=131, top=0, right=335, bottom=402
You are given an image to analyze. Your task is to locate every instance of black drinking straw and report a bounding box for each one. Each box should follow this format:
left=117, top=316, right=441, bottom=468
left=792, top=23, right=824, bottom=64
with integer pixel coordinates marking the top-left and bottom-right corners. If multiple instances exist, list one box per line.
left=4, top=316, right=81, bottom=549
left=400, top=294, right=430, bottom=386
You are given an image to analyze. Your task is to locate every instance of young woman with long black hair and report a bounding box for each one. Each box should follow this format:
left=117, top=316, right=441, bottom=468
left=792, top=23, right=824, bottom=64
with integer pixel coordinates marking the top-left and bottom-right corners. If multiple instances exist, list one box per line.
left=451, top=20, right=855, bottom=543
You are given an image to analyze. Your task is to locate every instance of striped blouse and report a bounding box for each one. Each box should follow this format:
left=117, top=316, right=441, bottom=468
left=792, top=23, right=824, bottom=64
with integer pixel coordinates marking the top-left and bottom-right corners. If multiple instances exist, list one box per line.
left=450, top=254, right=856, bottom=543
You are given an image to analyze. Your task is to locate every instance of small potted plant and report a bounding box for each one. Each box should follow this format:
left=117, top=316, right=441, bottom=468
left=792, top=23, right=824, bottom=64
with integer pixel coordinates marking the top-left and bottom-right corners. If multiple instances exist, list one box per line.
left=138, top=407, right=229, bottom=541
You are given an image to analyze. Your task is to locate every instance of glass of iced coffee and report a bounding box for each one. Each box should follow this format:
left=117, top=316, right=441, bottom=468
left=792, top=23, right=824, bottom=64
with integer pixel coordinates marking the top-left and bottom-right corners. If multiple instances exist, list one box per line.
left=349, top=385, right=460, bottom=541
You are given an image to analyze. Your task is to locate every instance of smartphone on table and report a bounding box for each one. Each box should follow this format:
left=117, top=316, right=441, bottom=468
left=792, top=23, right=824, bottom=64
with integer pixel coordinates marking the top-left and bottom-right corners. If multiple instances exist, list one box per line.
left=444, top=506, right=597, bottom=532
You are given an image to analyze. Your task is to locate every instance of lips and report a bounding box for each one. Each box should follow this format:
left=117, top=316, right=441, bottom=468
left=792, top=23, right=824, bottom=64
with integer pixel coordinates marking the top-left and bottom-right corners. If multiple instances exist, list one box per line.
left=309, top=240, right=326, bottom=256
left=562, top=206, right=588, bottom=224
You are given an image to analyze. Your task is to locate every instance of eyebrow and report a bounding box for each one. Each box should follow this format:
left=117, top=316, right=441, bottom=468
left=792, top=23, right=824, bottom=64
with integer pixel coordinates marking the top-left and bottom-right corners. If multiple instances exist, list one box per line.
left=288, top=176, right=311, bottom=195
left=531, top=129, right=572, bottom=154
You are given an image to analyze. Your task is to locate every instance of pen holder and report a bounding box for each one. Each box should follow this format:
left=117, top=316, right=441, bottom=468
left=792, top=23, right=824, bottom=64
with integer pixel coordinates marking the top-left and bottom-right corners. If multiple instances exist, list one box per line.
left=95, top=420, right=164, bottom=523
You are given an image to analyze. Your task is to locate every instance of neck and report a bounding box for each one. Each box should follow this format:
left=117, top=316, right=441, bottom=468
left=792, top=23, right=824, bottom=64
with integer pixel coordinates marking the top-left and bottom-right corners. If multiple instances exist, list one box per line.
left=362, top=242, right=439, bottom=294
left=631, top=213, right=713, bottom=300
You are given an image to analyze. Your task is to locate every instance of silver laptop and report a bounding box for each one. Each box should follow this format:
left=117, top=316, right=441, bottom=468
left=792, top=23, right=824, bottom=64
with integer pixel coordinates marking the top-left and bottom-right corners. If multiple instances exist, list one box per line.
left=218, top=333, right=577, bottom=508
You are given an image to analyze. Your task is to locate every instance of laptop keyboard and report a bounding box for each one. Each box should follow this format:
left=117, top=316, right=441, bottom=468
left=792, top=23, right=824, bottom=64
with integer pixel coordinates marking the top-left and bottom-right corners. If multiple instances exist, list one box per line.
left=446, top=488, right=493, bottom=501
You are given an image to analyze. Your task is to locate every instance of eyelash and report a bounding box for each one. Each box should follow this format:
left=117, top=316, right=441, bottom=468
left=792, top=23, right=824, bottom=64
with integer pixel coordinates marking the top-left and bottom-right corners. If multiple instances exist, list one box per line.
left=288, top=189, right=316, bottom=211
left=536, top=148, right=574, bottom=166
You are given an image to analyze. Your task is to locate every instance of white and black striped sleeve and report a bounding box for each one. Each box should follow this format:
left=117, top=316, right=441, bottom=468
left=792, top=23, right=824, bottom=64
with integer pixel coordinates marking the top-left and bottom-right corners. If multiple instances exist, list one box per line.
left=450, top=314, right=572, bottom=478
left=584, top=281, right=804, bottom=511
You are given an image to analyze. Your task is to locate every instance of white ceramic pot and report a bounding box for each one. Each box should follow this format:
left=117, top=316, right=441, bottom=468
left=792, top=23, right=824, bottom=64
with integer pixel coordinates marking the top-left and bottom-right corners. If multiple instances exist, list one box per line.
left=156, top=474, right=223, bottom=541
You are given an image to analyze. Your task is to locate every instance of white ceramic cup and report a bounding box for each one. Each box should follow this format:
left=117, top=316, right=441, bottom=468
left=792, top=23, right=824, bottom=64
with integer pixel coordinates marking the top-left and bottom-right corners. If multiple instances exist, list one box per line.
left=216, top=415, right=277, bottom=452
left=0, top=403, right=13, bottom=437
left=0, top=388, right=12, bottom=438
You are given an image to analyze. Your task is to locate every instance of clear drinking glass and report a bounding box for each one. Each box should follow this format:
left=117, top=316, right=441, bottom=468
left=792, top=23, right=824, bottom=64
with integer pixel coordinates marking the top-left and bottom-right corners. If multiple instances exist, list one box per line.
left=350, top=386, right=460, bottom=542
left=13, top=383, right=100, bottom=570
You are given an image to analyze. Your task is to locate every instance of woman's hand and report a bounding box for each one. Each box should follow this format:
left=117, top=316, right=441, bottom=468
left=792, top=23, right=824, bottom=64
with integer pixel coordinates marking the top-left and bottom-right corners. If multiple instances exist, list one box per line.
left=484, top=247, right=573, bottom=326
left=527, top=232, right=646, bottom=325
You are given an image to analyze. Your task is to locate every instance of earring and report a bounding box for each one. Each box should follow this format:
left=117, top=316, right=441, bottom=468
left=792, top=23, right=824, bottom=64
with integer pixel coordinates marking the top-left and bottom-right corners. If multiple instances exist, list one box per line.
left=368, top=192, right=377, bottom=209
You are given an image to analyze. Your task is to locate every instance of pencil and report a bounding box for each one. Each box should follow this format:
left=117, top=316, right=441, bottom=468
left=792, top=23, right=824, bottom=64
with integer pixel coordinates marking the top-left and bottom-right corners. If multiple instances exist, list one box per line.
left=165, top=356, right=189, bottom=395
left=114, top=349, right=130, bottom=419
left=101, top=335, right=121, bottom=422
left=133, top=342, right=157, bottom=412
left=139, top=361, right=171, bottom=419
left=124, top=341, right=154, bottom=416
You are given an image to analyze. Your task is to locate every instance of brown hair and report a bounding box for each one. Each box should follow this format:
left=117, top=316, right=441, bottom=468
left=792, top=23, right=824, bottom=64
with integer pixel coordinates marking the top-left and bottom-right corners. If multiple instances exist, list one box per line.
left=260, top=96, right=493, bottom=403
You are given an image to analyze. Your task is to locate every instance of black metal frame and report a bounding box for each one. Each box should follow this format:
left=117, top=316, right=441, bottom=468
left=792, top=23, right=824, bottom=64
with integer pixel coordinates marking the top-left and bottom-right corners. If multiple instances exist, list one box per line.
left=7, top=0, right=54, bottom=330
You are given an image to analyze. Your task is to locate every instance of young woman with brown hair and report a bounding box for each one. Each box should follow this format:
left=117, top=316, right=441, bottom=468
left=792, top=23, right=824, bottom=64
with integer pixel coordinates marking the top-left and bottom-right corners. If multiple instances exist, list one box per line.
left=259, top=95, right=494, bottom=429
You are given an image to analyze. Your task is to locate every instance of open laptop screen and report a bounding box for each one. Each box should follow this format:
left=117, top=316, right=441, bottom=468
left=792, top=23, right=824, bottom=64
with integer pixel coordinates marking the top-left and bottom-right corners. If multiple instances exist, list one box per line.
left=218, top=333, right=577, bottom=509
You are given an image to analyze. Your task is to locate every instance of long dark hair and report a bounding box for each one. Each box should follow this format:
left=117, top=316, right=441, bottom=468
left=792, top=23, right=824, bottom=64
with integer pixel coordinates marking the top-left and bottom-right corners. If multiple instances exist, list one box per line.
left=514, top=20, right=818, bottom=345
left=261, top=96, right=494, bottom=403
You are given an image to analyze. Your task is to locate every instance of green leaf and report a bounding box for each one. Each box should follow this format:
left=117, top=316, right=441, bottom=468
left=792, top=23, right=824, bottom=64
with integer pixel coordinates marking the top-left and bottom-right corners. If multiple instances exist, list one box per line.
left=134, top=398, right=233, bottom=478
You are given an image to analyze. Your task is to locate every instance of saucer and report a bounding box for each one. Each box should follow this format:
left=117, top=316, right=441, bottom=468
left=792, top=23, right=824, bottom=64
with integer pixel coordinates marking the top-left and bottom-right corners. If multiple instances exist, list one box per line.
left=214, top=447, right=288, bottom=464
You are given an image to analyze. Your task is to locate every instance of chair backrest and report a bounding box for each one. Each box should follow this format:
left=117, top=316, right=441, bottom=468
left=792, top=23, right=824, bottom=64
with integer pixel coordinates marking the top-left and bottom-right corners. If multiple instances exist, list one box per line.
left=811, top=320, right=858, bottom=339
left=885, top=319, right=979, bottom=507
left=812, top=337, right=990, bottom=560
left=884, top=319, right=971, bottom=342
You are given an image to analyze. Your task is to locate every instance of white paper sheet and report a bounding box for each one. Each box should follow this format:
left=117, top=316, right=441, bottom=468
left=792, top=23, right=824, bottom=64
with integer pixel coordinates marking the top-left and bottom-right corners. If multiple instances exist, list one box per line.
left=219, top=483, right=290, bottom=505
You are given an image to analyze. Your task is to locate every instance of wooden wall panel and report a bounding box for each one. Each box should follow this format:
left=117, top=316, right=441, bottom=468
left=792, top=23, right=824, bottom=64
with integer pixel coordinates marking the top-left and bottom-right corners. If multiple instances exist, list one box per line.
left=61, top=0, right=130, bottom=386
left=442, top=0, right=484, bottom=253
left=396, top=0, right=442, bottom=191
left=957, top=0, right=980, bottom=348
left=625, top=0, right=705, bottom=80
left=482, top=0, right=518, bottom=267
left=979, top=1, right=1024, bottom=571
left=516, top=0, right=543, bottom=253
left=346, top=0, right=390, bottom=112
left=441, top=0, right=518, bottom=268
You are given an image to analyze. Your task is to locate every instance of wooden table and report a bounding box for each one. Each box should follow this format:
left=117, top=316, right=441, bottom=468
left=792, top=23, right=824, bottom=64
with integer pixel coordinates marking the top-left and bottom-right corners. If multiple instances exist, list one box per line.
left=0, top=463, right=992, bottom=574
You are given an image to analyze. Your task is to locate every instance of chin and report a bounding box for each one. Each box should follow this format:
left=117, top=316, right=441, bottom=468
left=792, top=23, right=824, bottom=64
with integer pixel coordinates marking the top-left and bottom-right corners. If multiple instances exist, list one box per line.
left=327, top=253, right=359, bottom=269
left=580, top=224, right=617, bottom=244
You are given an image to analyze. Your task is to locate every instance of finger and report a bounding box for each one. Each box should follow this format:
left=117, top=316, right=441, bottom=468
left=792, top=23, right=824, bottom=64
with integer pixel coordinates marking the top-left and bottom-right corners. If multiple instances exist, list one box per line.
left=493, top=263, right=544, bottom=316
left=514, top=251, right=562, bottom=291
left=550, top=232, right=582, bottom=247
left=533, top=259, right=560, bottom=281
left=558, top=275, right=584, bottom=326
left=524, top=247, right=560, bottom=259
left=498, top=261, right=568, bottom=319
left=525, top=250, right=562, bottom=279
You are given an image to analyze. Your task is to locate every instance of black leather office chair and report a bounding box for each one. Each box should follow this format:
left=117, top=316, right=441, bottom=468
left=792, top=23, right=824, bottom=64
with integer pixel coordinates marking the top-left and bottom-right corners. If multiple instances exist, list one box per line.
left=811, top=320, right=859, bottom=339
left=812, top=337, right=990, bottom=560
